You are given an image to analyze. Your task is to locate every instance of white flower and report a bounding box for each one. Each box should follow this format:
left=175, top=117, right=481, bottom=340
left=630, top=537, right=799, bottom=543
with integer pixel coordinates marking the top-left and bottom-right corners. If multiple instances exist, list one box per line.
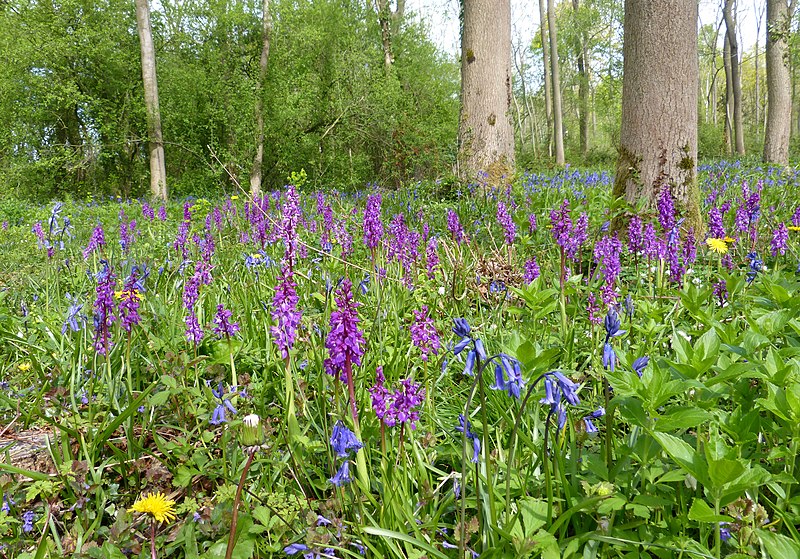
left=438, top=286, right=446, bottom=296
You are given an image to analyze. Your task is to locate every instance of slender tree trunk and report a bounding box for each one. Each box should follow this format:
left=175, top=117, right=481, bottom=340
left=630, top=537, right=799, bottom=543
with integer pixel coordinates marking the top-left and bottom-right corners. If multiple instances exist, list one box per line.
left=723, top=0, right=745, bottom=155
left=135, top=0, right=167, bottom=200
left=572, top=0, right=590, bottom=156
left=458, top=0, right=515, bottom=184
left=754, top=0, right=762, bottom=133
left=724, top=33, right=733, bottom=154
left=613, top=0, right=701, bottom=231
left=538, top=0, right=553, bottom=156
left=764, top=0, right=795, bottom=164
left=377, top=0, right=393, bottom=71
left=547, top=0, right=565, bottom=165
left=250, top=0, right=272, bottom=195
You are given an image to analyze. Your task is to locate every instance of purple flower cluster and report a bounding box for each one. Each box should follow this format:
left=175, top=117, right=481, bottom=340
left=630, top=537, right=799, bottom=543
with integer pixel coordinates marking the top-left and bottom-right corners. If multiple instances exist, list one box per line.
left=425, top=237, right=439, bottom=279
left=271, top=266, right=301, bottom=359
left=550, top=200, right=588, bottom=260
left=83, top=225, right=106, bottom=260
left=324, top=279, right=366, bottom=381
left=280, top=184, right=302, bottom=263
left=369, top=367, right=425, bottom=429
left=496, top=201, right=516, bottom=245
left=447, top=209, right=465, bottom=245
left=142, top=203, right=155, bottom=220
left=708, top=206, right=725, bottom=239
left=593, top=234, right=622, bottom=303
left=212, top=304, right=240, bottom=338
left=523, top=257, right=540, bottom=283
left=92, top=261, right=117, bottom=355
left=627, top=216, right=643, bottom=254
left=363, top=193, right=384, bottom=252
left=656, top=187, right=675, bottom=233
left=119, top=210, right=138, bottom=254
left=772, top=223, right=789, bottom=257
left=118, top=269, right=142, bottom=332
left=528, top=213, right=537, bottom=234
left=183, top=262, right=212, bottom=345
left=409, top=306, right=440, bottom=361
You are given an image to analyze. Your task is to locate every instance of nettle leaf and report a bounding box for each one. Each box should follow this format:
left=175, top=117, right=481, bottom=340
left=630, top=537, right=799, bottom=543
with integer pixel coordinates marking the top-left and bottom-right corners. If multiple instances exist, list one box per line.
left=757, top=530, right=800, bottom=559
left=687, top=499, right=732, bottom=523
left=654, top=407, right=712, bottom=432
left=692, top=328, right=719, bottom=374
left=651, top=432, right=706, bottom=484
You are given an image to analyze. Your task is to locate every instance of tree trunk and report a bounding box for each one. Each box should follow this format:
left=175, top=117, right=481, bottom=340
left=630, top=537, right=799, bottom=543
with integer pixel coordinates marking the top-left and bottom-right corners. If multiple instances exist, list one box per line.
left=763, top=0, right=795, bottom=165
left=538, top=0, right=553, bottom=157
left=134, top=0, right=168, bottom=200
left=723, top=0, right=745, bottom=155
left=458, top=0, right=515, bottom=184
left=547, top=0, right=565, bottom=165
left=377, top=0, right=393, bottom=71
left=572, top=0, right=590, bottom=156
left=754, top=0, right=762, bottom=133
left=723, top=33, right=733, bottom=154
left=613, top=0, right=701, bottom=231
left=250, top=0, right=272, bottom=195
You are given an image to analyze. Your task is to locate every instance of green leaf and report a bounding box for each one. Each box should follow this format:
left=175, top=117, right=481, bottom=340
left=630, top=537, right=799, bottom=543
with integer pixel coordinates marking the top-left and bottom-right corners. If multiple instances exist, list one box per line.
left=707, top=458, right=745, bottom=489
left=757, top=530, right=800, bottom=559
left=687, top=499, right=732, bottom=522
left=654, top=407, right=712, bottom=432
left=651, top=432, right=705, bottom=483
left=362, top=527, right=450, bottom=559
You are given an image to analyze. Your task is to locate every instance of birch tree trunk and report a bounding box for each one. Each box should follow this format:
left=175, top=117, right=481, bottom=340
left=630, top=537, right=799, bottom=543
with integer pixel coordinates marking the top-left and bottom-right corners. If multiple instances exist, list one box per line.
left=547, top=0, right=565, bottom=165
left=538, top=0, right=553, bottom=156
left=458, top=0, right=515, bottom=184
left=723, top=0, right=745, bottom=155
left=572, top=0, right=590, bottom=156
left=135, top=0, right=167, bottom=200
left=250, top=0, right=272, bottom=195
left=613, top=0, right=701, bottom=231
left=763, top=0, right=795, bottom=165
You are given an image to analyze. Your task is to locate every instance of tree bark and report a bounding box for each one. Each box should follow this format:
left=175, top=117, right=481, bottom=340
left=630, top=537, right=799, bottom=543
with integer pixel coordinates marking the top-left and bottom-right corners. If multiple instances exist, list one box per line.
left=613, top=0, right=701, bottom=231
left=458, top=0, right=515, bottom=184
left=723, top=33, right=733, bottom=154
left=250, top=0, right=272, bottom=195
left=547, top=0, right=565, bottom=165
left=572, top=0, right=590, bottom=156
left=723, top=0, right=745, bottom=155
left=538, top=0, right=553, bottom=157
left=763, top=0, right=795, bottom=165
left=134, top=0, right=168, bottom=200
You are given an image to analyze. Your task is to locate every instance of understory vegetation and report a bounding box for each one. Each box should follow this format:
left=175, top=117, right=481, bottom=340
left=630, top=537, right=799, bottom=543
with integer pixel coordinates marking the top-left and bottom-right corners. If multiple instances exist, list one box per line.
left=2, top=162, right=800, bottom=558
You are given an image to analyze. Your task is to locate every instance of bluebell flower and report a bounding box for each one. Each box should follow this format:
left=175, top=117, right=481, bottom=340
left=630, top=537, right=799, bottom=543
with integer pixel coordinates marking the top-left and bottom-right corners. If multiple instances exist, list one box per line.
left=463, top=349, right=476, bottom=376
left=62, top=294, right=84, bottom=335
left=330, top=420, right=363, bottom=457
left=329, top=460, right=352, bottom=486
left=455, top=414, right=481, bottom=463
left=553, top=371, right=580, bottom=405
left=632, top=356, right=649, bottom=377
left=452, top=318, right=471, bottom=339
left=358, top=275, right=370, bottom=295
left=474, top=339, right=487, bottom=361
left=209, top=382, right=237, bottom=425
left=746, top=252, right=763, bottom=284
left=602, top=342, right=616, bottom=371
left=583, top=418, right=598, bottom=433
left=490, top=355, right=525, bottom=399
left=623, top=294, right=634, bottom=319
left=22, top=510, right=35, bottom=533
left=603, top=309, right=625, bottom=342
left=453, top=337, right=471, bottom=356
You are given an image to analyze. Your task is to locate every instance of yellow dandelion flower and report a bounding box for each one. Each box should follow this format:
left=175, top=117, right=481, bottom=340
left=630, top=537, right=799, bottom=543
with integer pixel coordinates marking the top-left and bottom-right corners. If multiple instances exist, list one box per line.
left=18, top=362, right=32, bottom=372
left=706, top=238, right=728, bottom=254
left=231, top=195, right=239, bottom=201
left=788, top=226, right=800, bottom=232
left=128, top=492, right=177, bottom=523
left=723, top=236, right=735, bottom=243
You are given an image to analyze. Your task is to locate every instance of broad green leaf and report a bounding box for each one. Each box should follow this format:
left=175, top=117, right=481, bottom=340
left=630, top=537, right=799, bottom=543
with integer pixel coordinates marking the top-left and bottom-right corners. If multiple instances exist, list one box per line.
left=757, top=530, right=800, bottom=559
left=687, top=499, right=732, bottom=523
left=651, top=432, right=705, bottom=482
left=654, top=407, right=712, bottom=432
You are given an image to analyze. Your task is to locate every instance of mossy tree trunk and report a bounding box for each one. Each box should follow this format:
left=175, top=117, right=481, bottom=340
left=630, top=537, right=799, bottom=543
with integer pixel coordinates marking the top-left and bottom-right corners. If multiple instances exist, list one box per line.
left=457, top=0, right=515, bottom=185
left=763, top=0, right=796, bottom=165
left=250, top=0, right=272, bottom=196
left=612, top=0, right=701, bottom=232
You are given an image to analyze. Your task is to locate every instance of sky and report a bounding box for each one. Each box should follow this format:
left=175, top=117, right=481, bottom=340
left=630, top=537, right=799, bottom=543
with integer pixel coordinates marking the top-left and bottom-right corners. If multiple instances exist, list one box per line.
left=405, top=0, right=763, bottom=58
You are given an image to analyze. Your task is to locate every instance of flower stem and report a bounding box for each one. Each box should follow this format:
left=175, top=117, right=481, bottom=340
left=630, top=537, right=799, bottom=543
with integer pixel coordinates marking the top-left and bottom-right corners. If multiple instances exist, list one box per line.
left=225, top=448, right=257, bottom=559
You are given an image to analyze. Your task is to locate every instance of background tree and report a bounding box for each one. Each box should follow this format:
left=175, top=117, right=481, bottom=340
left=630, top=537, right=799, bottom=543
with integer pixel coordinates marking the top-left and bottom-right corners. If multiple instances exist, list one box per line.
left=135, top=0, right=168, bottom=200
left=613, top=0, right=701, bottom=229
left=764, top=0, right=796, bottom=164
left=250, top=0, right=272, bottom=195
left=457, top=0, right=514, bottom=183
left=547, top=0, right=565, bottom=165
left=723, top=0, right=745, bottom=155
